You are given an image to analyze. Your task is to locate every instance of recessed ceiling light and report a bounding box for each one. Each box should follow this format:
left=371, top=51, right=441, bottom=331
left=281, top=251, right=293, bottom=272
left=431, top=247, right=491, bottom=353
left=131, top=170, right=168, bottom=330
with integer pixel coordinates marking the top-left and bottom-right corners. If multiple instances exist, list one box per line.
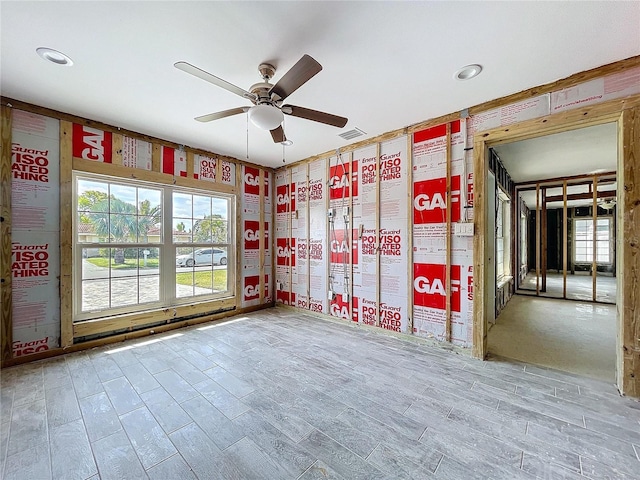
left=454, top=64, right=482, bottom=81
left=36, top=47, right=73, bottom=66
left=281, top=140, right=293, bottom=146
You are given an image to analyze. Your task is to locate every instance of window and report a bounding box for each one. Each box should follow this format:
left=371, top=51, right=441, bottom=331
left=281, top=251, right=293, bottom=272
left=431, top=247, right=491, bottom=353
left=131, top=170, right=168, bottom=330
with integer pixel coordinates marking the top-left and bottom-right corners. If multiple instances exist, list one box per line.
left=574, top=217, right=611, bottom=263
left=75, top=174, right=234, bottom=321
left=496, top=189, right=511, bottom=281
left=520, top=212, right=527, bottom=270
left=172, top=191, right=231, bottom=299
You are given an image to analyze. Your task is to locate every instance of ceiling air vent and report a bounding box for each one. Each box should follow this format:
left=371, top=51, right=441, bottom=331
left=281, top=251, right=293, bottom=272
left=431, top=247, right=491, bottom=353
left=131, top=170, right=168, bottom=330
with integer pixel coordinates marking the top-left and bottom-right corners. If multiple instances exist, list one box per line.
left=339, top=127, right=366, bottom=140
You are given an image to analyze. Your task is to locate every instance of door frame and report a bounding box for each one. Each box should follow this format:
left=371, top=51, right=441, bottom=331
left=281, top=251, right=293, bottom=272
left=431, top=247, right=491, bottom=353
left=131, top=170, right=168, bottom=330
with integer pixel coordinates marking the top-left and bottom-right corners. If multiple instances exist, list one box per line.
left=471, top=95, right=640, bottom=396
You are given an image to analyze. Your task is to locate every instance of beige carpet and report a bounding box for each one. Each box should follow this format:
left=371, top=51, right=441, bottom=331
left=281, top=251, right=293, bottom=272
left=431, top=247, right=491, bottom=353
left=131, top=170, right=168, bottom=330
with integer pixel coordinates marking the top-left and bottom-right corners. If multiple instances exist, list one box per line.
left=488, top=295, right=616, bottom=382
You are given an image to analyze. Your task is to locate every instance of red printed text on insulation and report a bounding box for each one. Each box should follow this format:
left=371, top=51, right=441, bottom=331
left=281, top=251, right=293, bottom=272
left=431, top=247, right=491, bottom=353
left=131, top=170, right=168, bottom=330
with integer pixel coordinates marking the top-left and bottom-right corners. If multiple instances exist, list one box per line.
left=12, top=144, right=50, bottom=182
left=12, top=243, right=49, bottom=278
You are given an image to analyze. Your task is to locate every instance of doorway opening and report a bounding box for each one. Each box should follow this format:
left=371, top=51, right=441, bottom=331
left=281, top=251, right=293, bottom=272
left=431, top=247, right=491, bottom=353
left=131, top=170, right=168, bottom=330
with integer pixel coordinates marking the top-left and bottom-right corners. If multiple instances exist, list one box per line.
left=485, top=123, right=618, bottom=382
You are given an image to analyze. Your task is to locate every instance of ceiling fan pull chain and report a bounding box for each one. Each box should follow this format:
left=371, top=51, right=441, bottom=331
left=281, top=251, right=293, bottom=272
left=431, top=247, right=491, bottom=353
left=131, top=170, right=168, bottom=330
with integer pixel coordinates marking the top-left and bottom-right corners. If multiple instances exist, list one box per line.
left=282, top=118, right=286, bottom=163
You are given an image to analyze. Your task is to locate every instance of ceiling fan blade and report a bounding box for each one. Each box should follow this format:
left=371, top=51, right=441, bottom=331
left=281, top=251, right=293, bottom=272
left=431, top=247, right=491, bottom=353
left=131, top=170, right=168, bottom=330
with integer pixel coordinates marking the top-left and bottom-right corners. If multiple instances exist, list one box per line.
left=270, top=125, right=286, bottom=143
left=269, top=54, right=322, bottom=101
left=174, top=61, right=256, bottom=101
left=283, top=105, right=348, bottom=128
left=195, top=107, right=247, bottom=123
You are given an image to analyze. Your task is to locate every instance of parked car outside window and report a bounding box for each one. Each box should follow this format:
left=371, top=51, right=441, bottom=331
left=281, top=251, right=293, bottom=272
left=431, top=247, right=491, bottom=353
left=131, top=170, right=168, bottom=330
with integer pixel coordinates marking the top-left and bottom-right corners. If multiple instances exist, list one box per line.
left=176, top=248, right=227, bottom=267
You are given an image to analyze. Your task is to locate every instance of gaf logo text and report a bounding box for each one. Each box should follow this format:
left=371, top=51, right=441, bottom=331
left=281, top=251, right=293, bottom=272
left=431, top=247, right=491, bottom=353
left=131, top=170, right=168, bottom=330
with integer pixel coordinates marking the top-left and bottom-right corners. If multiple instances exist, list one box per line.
left=329, top=161, right=359, bottom=200
left=413, top=263, right=461, bottom=312
left=276, top=238, right=296, bottom=266
left=244, top=275, right=268, bottom=301
left=330, top=229, right=358, bottom=265
left=413, top=175, right=461, bottom=224
left=330, top=295, right=359, bottom=322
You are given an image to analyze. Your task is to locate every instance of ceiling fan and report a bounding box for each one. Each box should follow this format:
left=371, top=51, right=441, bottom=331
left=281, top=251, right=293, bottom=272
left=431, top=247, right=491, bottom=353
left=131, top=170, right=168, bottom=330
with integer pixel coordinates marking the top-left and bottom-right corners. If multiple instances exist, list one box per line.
left=598, top=197, right=616, bottom=210
left=174, top=54, right=348, bottom=144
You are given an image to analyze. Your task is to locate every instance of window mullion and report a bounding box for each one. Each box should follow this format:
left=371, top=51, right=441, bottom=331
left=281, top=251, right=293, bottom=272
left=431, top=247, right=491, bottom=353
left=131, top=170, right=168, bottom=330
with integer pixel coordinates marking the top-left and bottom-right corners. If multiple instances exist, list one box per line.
left=163, top=185, right=175, bottom=303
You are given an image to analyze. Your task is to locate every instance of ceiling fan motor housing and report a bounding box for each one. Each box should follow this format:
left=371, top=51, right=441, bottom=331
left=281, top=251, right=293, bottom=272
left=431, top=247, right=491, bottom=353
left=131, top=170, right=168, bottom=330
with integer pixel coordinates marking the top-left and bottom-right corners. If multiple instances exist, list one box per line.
left=249, top=82, right=276, bottom=105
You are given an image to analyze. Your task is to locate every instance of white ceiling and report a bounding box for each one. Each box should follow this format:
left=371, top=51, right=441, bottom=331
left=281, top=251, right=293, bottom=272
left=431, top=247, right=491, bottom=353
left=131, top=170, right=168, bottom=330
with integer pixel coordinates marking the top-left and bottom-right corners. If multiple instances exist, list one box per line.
left=1, top=2, right=639, bottom=169
left=493, top=122, right=618, bottom=184
left=494, top=122, right=618, bottom=209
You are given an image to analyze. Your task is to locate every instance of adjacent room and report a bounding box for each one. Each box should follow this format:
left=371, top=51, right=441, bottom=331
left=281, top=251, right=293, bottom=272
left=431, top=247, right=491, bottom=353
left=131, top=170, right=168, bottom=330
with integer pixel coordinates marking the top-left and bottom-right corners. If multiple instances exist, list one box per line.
left=487, top=124, right=619, bottom=382
left=1, top=2, right=639, bottom=480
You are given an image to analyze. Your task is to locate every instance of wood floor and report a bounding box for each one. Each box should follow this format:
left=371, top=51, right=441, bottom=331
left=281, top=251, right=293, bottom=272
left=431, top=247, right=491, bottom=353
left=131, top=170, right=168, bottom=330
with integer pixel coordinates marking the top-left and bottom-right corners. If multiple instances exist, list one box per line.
left=1, top=308, right=640, bottom=479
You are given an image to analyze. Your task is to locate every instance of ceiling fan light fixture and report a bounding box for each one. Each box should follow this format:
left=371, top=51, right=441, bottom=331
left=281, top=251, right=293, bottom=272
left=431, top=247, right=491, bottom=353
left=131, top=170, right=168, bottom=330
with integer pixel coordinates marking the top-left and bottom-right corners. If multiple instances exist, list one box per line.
left=454, top=64, right=482, bottom=81
left=599, top=198, right=616, bottom=210
left=248, top=104, right=284, bottom=130
left=36, top=47, right=73, bottom=66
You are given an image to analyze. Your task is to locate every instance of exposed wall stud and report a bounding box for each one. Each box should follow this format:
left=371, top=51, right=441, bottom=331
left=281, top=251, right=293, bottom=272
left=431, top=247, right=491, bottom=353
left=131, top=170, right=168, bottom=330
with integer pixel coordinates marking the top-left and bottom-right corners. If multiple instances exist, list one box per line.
left=59, top=120, right=73, bottom=348
left=445, top=123, right=452, bottom=342
left=0, top=105, right=13, bottom=363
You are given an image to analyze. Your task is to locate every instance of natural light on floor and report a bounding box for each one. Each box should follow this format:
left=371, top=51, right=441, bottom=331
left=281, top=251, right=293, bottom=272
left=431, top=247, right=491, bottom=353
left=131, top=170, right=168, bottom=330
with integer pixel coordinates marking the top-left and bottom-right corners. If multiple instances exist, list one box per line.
left=104, top=332, right=184, bottom=354
left=196, top=317, right=249, bottom=330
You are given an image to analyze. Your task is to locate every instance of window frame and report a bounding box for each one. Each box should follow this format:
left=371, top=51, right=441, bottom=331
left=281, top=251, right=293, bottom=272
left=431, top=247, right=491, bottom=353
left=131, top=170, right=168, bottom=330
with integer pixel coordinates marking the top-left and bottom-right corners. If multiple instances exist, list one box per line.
left=73, top=172, right=235, bottom=322
left=496, top=189, right=511, bottom=281
left=573, top=216, right=613, bottom=265
left=171, top=187, right=233, bottom=303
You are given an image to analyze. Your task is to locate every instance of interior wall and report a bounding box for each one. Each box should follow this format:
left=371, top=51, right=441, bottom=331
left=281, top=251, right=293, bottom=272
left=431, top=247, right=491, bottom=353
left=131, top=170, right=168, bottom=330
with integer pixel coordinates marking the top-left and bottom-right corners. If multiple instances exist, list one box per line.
left=1, top=104, right=274, bottom=365
left=274, top=122, right=476, bottom=346
left=275, top=59, right=640, bottom=355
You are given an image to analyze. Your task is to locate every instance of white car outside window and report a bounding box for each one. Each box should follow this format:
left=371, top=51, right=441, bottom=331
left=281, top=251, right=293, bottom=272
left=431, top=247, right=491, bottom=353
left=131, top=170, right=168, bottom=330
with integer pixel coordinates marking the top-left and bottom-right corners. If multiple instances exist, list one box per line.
left=176, top=248, right=227, bottom=267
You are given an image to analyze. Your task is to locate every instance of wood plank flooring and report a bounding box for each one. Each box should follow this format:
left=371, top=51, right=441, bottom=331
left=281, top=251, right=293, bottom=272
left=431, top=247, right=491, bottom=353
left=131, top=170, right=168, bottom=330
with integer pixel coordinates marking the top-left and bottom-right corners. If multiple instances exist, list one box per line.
left=1, top=308, right=639, bottom=479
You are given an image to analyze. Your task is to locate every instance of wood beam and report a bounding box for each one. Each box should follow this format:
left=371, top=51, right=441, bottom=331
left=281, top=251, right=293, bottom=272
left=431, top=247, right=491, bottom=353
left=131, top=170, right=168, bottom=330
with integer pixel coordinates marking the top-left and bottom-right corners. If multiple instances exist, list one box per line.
left=445, top=123, right=452, bottom=342
left=74, top=297, right=236, bottom=338
left=112, top=134, right=123, bottom=166
left=541, top=187, right=547, bottom=292
left=59, top=121, right=74, bottom=348
left=151, top=144, right=161, bottom=172
left=72, top=157, right=237, bottom=195
left=619, top=106, right=640, bottom=396
left=288, top=168, right=293, bottom=306
left=592, top=176, right=598, bottom=302
left=0, top=105, right=12, bottom=364
left=375, top=142, right=381, bottom=328
left=545, top=190, right=616, bottom=203
left=349, top=154, right=354, bottom=322
left=472, top=141, right=487, bottom=359
left=536, top=184, right=541, bottom=296
left=234, top=165, right=242, bottom=310
left=406, top=133, right=414, bottom=335
left=259, top=169, right=265, bottom=304
left=563, top=181, right=568, bottom=299
left=516, top=172, right=617, bottom=190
